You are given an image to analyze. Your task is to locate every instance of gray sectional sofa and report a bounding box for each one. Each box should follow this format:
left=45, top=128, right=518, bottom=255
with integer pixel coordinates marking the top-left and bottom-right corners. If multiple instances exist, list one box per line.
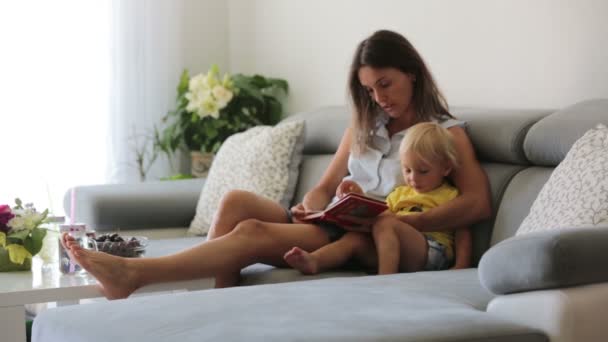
left=33, top=99, right=608, bottom=341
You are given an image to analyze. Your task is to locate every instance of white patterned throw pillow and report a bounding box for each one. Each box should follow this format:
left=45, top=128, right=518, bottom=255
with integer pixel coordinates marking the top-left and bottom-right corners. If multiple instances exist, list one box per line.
left=517, top=124, right=608, bottom=235
left=188, top=120, right=305, bottom=236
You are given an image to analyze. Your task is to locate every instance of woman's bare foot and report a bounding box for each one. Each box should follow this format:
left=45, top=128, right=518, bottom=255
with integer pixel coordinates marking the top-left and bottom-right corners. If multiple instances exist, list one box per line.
left=62, top=233, right=139, bottom=299
left=283, top=247, right=319, bottom=275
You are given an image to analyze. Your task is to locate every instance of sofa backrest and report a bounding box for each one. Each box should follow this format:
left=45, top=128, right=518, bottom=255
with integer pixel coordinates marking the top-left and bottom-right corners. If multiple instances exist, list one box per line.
left=288, top=99, right=608, bottom=265
left=489, top=99, right=608, bottom=247
left=452, top=107, right=551, bottom=264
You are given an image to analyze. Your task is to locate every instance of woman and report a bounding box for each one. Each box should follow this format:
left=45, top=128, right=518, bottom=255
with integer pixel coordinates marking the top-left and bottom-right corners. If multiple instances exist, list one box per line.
left=64, top=30, right=491, bottom=299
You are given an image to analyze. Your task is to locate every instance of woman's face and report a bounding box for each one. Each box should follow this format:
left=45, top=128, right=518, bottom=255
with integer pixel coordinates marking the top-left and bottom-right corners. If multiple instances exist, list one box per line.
left=358, top=66, right=416, bottom=119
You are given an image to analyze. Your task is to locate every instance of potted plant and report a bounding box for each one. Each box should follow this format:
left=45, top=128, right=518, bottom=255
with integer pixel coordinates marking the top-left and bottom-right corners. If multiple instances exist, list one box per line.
left=155, top=65, right=288, bottom=177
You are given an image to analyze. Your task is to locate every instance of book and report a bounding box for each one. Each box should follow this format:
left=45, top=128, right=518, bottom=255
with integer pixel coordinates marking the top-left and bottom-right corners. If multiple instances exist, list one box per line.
left=300, top=193, right=388, bottom=226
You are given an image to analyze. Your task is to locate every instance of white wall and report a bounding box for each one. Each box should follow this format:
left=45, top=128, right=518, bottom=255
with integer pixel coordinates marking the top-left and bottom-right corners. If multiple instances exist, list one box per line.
left=228, top=0, right=608, bottom=114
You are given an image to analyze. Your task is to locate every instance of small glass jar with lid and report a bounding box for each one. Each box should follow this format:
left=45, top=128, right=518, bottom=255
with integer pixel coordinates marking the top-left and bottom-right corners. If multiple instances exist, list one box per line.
left=58, top=223, right=97, bottom=274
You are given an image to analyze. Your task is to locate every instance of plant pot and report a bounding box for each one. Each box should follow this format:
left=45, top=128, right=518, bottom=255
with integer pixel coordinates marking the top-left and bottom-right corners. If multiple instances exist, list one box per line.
left=190, top=151, right=215, bottom=178
left=0, top=246, right=32, bottom=272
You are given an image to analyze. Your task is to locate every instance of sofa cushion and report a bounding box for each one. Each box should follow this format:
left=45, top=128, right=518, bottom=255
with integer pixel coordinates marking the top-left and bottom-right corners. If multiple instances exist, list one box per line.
left=291, top=155, right=335, bottom=206
left=137, top=237, right=368, bottom=291
left=479, top=227, right=608, bottom=295
left=189, top=121, right=305, bottom=235
left=470, top=162, right=527, bottom=265
left=33, top=269, right=548, bottom=342
left=487, top=282, right=608, bottom=342
left=524, top=98, right=608, bottom=166
left=490, top=168, right=552, bottom=245
left=285, top=106, right=349, bottom=155
left=517, top=124, right=608, bottom=236
left=453, top=107, right=550, bottom=165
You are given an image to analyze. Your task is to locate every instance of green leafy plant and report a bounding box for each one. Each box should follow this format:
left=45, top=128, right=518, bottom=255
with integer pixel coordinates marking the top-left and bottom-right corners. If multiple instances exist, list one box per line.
left=155, top=66, right=288, bottom=161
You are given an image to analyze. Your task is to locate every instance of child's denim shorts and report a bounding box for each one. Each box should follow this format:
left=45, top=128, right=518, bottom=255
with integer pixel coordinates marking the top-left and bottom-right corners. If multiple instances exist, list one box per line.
left=424, top=235, right=452, bottom=271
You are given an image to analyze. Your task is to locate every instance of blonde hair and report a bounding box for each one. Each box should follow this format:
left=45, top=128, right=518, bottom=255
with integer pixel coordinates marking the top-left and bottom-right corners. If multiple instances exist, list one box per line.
left=399, top=122, right=459, bottom=168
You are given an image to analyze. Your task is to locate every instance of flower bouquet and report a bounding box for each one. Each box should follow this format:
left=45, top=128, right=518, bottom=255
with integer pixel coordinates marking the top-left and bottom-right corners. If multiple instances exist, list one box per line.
left=155, top=65, right=288, bottom=177
left=0, top=199, right=48, bottom=272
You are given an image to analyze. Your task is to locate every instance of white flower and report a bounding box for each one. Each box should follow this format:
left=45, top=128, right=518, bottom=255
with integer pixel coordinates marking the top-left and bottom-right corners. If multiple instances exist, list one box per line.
left=184, top=66, right=235, bottom=120
left=185, top=91, right=203, bottom=114
left=189, top=74, right=209, bottom=93
left=7, top=216, right=27, bottom=232
left=202, top=97, right=220, bottom=119
left=203, top=71, right=220, bottom=89
left=7, top=208, right=44, bottom=232
left=212, top=85, right=233, bottom=109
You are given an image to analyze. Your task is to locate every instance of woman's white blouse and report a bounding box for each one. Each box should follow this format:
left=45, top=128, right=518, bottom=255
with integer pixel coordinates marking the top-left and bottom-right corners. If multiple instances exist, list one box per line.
left=346, top=113, right=465, bottom=200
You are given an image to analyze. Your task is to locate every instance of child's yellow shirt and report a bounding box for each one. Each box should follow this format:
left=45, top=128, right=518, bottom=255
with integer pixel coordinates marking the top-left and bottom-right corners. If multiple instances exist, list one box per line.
left=385, top=183, right=459, bottom=259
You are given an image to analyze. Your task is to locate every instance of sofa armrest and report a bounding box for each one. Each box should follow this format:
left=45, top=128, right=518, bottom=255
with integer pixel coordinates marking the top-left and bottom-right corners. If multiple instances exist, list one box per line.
left=487, top=282, right=608, bottom=342
left=63, top=179, right=206, bottom=231
left=479, top=227, right=608, bottom=295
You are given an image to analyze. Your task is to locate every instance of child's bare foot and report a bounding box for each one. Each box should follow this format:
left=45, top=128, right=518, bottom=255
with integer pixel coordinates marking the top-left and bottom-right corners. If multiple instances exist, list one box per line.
left=283, top=247, right=319, bottom=275
left=62, top=233, right=139, bottom=299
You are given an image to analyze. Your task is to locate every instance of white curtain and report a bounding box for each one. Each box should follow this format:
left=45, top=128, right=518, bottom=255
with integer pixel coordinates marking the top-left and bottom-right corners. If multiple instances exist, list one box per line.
left=107, top=0, right=178, bottom=184
left=107, top=0, right=230, bottom=183
left=0, top=1, right=111, bottom=215
left=0, top=0, right=229, bottom=216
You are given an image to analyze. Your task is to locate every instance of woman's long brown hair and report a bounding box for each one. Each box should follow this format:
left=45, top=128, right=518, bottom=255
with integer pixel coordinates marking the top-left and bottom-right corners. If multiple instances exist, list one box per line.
left=348, top=30, right=452, bottom=153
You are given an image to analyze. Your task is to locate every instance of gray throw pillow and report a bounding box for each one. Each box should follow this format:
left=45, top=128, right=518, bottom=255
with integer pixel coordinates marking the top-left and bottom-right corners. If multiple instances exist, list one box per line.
left=479, top=227, right=608, bottom=295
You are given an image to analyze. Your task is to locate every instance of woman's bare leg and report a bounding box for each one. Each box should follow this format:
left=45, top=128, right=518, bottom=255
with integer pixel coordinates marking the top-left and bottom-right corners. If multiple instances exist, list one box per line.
left=372, top=216, right=428, bottom=274
left=63, top=219, right=331, bottom=300
left=206, top=190, right=292, bottom=287
left=284, top=232, right=376, bottom=274
left=207, top=190, right=291, bottom=239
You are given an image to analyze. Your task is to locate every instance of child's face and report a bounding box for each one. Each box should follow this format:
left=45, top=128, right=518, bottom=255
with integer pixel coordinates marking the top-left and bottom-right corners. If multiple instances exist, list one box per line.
left=401, top=151, right=451, bottom=193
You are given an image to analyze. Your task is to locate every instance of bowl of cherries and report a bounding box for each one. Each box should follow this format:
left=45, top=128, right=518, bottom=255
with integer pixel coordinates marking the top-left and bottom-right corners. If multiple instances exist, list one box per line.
left=92, top=233, right=147, bottom=257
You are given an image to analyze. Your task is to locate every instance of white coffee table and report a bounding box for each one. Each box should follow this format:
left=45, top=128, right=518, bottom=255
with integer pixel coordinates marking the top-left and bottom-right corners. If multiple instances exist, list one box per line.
left=0, top=237, right=212, bottom=342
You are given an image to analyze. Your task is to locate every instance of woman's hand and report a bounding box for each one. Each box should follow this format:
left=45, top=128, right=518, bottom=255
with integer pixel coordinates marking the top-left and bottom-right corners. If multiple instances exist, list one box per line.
left=290, top=202, right=307, bottom=217
left=336, top=180, right=363, bottom=198
left=290, top=203, right=311, bottom=223
left=290, top=202, right=325, bottom=224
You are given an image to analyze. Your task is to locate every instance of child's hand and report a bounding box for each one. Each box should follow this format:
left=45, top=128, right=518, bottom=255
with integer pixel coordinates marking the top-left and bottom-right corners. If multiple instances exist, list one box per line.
left=336, top=180, right=363, bottom=198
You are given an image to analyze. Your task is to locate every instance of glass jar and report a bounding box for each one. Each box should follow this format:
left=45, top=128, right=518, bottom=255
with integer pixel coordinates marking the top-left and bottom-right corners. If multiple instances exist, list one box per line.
left=58, top=223, right=97, bottom=274
left=38, top=216, right=64, bottom=271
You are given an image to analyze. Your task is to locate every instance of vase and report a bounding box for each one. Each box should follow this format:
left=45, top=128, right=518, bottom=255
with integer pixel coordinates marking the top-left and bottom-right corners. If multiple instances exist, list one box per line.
left=190, top=151, right=215, bottom=178
left=0, top=246, right=32, bottom=272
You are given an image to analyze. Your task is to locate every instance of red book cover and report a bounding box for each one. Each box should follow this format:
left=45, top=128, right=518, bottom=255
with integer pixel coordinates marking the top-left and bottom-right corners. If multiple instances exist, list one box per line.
left=301, top=193, right=388, bottom=226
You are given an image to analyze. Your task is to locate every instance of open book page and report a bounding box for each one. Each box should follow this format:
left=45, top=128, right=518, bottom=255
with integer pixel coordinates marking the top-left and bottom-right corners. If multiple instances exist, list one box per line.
left=300, top=193, right=388, bottom=226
